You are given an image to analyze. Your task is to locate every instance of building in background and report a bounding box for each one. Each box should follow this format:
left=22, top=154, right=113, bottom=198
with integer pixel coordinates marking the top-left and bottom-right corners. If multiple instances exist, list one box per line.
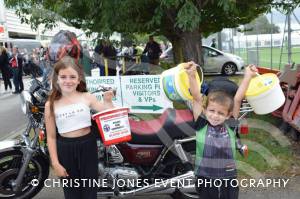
left=0, top=0, right=100, bottom=47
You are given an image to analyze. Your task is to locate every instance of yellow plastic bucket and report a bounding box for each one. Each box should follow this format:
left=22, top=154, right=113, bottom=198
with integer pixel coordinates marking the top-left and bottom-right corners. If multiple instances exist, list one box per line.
left=161, top=63, right=203, bottom=101
left=246, top=73, right=285, bottom=114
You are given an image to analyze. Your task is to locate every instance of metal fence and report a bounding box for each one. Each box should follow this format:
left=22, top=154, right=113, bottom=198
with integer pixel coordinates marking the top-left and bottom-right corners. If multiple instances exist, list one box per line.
left=203, top=7, right=300, bottom=71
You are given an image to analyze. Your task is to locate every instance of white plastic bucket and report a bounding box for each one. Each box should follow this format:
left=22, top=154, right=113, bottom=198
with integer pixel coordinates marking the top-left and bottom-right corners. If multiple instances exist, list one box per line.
left=246, top=73, right=285, bottom=115
left=160, top=63, right=203, bottom=101
left=92, top=107, right=131, bottom=146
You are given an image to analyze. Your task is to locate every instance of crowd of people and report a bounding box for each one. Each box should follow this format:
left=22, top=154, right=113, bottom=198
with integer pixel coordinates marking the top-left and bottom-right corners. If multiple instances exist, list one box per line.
left=0, top=35, right=170, bottom=90
left=0, top=44, right=50, bottom=94
left=90, top=35, right=172, bottom=75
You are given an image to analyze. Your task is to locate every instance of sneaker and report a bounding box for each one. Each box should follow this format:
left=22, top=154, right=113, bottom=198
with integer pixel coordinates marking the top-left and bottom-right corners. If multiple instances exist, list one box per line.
left=12, top=91, right=20, bottom=94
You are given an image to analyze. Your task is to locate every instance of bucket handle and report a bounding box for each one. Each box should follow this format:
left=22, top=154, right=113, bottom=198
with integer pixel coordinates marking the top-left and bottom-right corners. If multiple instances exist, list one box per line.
left=255, top=72, right=272, bottom=87
left=194, top=64, right=204, bottom=82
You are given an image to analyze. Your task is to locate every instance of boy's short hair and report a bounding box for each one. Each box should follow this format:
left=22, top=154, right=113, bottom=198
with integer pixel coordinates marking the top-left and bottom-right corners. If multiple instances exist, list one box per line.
left=205, top=90, right=234, bottom=112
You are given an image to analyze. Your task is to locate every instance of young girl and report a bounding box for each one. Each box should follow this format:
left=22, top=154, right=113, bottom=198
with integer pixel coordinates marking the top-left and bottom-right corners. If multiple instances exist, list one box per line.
left=44, top=56, right=114, bottom=199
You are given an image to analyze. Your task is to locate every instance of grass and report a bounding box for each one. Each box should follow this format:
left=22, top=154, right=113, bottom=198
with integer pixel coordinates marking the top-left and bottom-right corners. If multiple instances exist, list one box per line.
left=236, top=47, right=300, bottom=70
left=237, top=113, right=298, bottom=177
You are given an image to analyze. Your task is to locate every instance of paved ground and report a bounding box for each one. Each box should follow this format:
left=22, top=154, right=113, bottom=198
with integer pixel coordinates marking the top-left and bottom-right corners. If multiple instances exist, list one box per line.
left=35, top=173, right=300, bottom=199
left=0, top=77, right=30, bottom=140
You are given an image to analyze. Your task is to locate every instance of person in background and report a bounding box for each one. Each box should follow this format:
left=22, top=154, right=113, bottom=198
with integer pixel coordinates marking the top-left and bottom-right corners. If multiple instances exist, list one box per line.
left=0, top=46, right=12, bottom=92
left=160, top=42, right=166, bottom=52
left=81, top=43, right=92, bottom=76
left=43, top=48, right=52, bottom=88
left=23, top=49, right=29, bottom=64
left=142, top=35, right=162, bottom=66
left=44, top=56, right=114, bottom=199
left=93, top=39, right=105, bottom=76
left=9, top=47, right=24, bottom=94
left=27, top=49, right=42, bottom=77
left=4, top=42, right=13, bottom=57
left=132, top=44, right=138, bottom=56
left=32, top=49, right=40, bottom=66
left=39, top=46, right=49, bottom=82
left=210, top=38, right=217, bottom=48
left=102, top=40, right=117, bottom=76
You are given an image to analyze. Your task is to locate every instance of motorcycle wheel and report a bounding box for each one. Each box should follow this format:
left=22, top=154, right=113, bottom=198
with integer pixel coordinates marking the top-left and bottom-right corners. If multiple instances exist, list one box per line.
left=170, top=148, right=198, bottom=199
left=0, top=149, right=49, bottom=199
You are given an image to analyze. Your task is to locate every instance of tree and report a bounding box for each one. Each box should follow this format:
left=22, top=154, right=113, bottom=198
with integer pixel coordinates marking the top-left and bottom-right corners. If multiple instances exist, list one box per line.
left=244, top=15, right=280, bottom=35
left=5, top=0, right=300, bottom=64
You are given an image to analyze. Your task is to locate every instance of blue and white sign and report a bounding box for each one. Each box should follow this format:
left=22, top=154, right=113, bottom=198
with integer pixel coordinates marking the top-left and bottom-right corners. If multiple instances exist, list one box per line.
left=86, top=75, right=173, bottom=113
left=121, top=75, right=173, bottom=114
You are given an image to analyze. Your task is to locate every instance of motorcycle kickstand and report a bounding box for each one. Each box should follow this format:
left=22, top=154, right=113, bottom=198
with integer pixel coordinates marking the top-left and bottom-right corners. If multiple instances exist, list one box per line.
left=113, top=186, right=120, bottom=197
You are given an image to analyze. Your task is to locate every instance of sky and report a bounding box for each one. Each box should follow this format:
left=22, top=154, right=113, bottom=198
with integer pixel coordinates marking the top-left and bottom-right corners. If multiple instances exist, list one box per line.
left=265, top=7, right=300, bottom=32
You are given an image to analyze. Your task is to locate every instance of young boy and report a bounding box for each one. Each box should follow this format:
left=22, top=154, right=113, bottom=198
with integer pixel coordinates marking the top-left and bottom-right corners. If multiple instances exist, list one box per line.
left=185, top=62, right=257, bottom=199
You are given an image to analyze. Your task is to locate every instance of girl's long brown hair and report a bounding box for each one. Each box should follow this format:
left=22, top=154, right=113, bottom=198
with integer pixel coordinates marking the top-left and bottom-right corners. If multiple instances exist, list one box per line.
left=48, top=55, right=87, bottom=116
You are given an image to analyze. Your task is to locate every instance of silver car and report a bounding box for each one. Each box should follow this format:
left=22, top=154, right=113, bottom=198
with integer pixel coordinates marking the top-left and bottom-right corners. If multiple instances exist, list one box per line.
left=160, top=45, right=245, bottom=75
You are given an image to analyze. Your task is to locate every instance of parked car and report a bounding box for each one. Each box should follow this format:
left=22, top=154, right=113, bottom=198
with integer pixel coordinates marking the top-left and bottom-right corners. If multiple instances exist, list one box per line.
left=160, top=45, right=245, bottom=75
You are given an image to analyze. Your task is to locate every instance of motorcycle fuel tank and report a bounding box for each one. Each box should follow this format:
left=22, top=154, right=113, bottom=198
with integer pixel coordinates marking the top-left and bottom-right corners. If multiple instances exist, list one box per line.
left=118, top=143, right=163, bottom=165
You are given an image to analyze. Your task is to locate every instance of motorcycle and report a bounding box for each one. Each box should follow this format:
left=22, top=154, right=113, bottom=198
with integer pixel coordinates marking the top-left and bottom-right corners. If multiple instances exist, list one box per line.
left=0, top=76, right=252, bottom=199
left=0, top=76, right=49, bottom=199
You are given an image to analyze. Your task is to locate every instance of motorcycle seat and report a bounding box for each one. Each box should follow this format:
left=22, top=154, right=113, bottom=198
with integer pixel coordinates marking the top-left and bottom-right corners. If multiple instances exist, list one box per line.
left=129, top=108, right=195, bottom=145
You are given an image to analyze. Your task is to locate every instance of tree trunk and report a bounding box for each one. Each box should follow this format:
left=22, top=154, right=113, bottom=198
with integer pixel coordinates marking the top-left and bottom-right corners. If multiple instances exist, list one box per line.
left=162, top=8, right=203, bottom=66
left=164, top=30, right=203, bottom=65
left=180, top=30, right=203, bottom=65
left=171, top=38, right=184, bottom=64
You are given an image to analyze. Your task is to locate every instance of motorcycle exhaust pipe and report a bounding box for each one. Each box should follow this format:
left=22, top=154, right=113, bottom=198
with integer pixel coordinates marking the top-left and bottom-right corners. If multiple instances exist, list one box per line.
left=97, top=171, right=196, bottom=197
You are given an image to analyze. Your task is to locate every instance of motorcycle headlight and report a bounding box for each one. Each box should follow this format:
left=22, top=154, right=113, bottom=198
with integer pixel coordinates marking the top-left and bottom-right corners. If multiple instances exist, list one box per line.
left=20, top=91, right=33, bottom=115
left=33, top=88, right=49, bottom=104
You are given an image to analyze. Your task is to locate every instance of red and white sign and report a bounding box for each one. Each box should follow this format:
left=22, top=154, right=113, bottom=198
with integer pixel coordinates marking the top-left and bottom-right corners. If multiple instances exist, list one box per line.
left=92, top=107, right=131, bottom=146
left=0, top=26, right=4, bottom=33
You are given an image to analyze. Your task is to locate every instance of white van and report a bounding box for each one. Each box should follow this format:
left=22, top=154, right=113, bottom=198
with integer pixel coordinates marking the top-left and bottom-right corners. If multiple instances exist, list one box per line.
left=0, top=39, right=42, bottom=53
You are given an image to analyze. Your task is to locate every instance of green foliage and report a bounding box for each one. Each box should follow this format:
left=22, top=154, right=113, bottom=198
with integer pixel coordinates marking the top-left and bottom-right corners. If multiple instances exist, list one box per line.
left=271, top=0, right=300, bottom=14
left=134, top=34, right=150, bottom=45
left=4, top=0, right=300, bottom=63
left=161, top=0, right=184, bottom=9
left=244, top=15, right=280, bottom=35
left=4, top=0, right=280, bottom=36
left=175, top=1, right=201, bottom=31
left=120, top=33, right=136, bottom=47
left=159, top=61, right=176, bottom=70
